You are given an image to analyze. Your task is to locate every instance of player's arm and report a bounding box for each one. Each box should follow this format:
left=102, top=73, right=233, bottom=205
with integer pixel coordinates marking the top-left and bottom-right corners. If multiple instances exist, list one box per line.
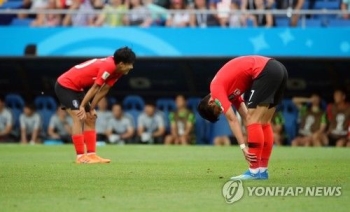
left=90, top=84, right=111, bottom=110
left=30, top=116, right=41, bottom=142
left=184, top=113, right=195, bottom=136
left=0, top=117, right=12, bottom=136
left=153, top=126, right=165, bottom=137
left=153, top=116, right=165, bottom=137
left=317, top=113, right=327, bottom=134
left=121, top=125, right=134, bottom=140
left=77, top=83, right=104, bottom=119
left=225, top=107, right=257, bottom=162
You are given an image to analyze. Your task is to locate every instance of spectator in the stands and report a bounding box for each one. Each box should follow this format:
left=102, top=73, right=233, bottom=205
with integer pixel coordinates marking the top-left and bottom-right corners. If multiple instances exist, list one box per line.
left=31, top=0, right=61, bottom=27
left=326, top=88, right=350, bottom=147
left=241, top=0, right=275, bottom=27
left=166, top=0, right=190, bottom=27
left=271, top=110, right=285, bottom=145
left=341, top=0, right=350, bottom=19
left=94, top=0, right=128, bottom=26
left=275, top=0, right=304, bottom=27
left=153, top=0, right=170, bottom=8
left=47, top=108, right=72, bottom=143
left=96, top=97, right=113, bottom=142
left=24, top=44, right=37, bottom=56
left=189, top=0, right=219, bottom=27
left=137, top=101, right=165, bottom=144
left=20, top=103, right=41, bottom=145
left=123, top=0, right=152, bottom=26
left=291, top=92, right=327, bottom=147
left=164, top=95, right=195, bottom=145
left=144, top=0, right=169, bottom=26
left=17, top=0, right=37, bottom=19
left=210, top=0, right=242, bottom=27
left=106, top=103, right=135, bottom=144
left=0, top=95, right=13, bottom=142
left=62, top=0, right=95, bottom=26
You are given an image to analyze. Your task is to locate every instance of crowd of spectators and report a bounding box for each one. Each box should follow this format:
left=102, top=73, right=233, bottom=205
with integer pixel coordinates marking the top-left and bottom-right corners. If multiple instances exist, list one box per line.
left=0, top=88, right=349, bottom=147
left=5, top=0, right=349, bottom=27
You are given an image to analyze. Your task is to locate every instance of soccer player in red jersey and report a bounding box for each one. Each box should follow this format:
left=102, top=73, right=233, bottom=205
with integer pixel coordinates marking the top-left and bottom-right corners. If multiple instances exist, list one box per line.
left=55, top=47, right=136, bottom=164
left=197, top=56, right=288, bottom=180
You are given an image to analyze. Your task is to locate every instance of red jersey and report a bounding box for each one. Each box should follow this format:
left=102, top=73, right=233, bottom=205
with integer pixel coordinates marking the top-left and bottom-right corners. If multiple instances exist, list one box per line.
left=57, top=57, right=122, bottom=91
left=210, top=56, right=271, bottom=113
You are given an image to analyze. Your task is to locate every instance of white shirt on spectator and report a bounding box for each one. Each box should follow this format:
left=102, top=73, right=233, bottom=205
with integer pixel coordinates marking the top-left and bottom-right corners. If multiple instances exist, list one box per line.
left=48, top=115, right=72, bottom=136
left=20, top=113, right=41, bottom=134
left=107, top=115, right=133, bottom=135
left=137, top=112, right=165, bottom=133
left=96, top=110, right=113, bottom=134
left=0, top=108, right=12, bottom=132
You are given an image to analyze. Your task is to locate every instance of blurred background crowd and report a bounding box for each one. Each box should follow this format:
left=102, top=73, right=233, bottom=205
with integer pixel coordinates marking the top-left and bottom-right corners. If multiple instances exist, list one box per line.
left=0, top=87, right=349, bottom=147
left=0, top=0, right=349, bottom=27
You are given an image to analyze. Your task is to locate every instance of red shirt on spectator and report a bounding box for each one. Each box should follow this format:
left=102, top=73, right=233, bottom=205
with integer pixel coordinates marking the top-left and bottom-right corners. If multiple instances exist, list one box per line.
left=210, top=55, right=271, bottom=113
left=58, top=57, right=122, bottom=91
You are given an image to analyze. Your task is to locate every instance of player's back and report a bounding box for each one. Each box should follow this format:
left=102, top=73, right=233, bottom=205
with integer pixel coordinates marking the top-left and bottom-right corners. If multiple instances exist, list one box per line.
left=221, top=55, right=271, bottom=79
left=58, top=57, right=115, bottom=91
left=212, top=56, right=271, bottom=94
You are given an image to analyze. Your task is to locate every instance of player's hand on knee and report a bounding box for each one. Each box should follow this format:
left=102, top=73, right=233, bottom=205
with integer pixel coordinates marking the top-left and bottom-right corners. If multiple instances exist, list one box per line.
left=77, top=106, right=86, bottom=120
left=242, top=148, right=257, bottom=164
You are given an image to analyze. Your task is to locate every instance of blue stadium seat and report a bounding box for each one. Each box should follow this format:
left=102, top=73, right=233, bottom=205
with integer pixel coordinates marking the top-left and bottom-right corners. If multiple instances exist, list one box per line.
left=122, top=95, right=145, bottom=111
left=314, top=1, right=340, bottom=9
left=275, top=18, right=290, bottom=27
left=156, top=98, right=176, bottom=115
left=209, top=114, right=232, bottom=145
left=280, top=99, right=299, bottom=145
left=298, top=19, right=323, bottom=27
left=108, top=97, right=117, bottom=106
left=327, top=19, right=350, bottom=27
left=5, top=94, right=24, bottom=130
left=156, top=98, right=176, bottom=130
left=125, top=109, right=141, bottom=127
left=34, top=96, right=57, bottom=136
left=0, top=1, right=22, bottom=9
left=34, top=96, right=57, bottom=111
left=186, top=97, right=201, bottom=112
left=11, top=18, right=34, bottom=26
left=194, top=112, right=210, bottom=145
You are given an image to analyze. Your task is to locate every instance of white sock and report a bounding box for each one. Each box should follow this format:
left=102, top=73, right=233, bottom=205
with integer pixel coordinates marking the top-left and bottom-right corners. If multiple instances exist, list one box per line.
left=259, top=167, right=268, bottom=173
left=249, top=168, right=259, bottom=174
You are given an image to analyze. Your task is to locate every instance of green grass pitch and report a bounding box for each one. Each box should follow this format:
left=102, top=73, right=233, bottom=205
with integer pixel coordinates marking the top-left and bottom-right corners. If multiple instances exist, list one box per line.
left=0, top=145, right=349, bottom=212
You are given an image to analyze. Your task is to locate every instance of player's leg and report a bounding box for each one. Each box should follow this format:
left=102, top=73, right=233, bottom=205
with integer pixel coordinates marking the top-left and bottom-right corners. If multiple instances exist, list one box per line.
left=179, top=135, right=189, bottom=145
left=259, top=107, right=276, bottom=179
left=336, top=137, right=346, bottom=147
left=83, top=108, right=110, bottom=163
left=164, top=135, right=175, bottom=145
left=231, top=59, right=288, bottom=180
left=54, top=82, right=88, bottom=163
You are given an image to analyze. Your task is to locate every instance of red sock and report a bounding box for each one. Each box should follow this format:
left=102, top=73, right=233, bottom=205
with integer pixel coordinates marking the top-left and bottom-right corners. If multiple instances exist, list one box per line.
left=261, top=124, right=274, bottom=168
left=72, top=134, right=84, bottom=155
left=84, top=130, right=96, bottom=154
left=247, top=124, right=264, bottom=169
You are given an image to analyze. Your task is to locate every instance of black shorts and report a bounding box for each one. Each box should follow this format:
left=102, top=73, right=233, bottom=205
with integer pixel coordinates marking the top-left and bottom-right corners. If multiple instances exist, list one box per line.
left=244, top=59, right=288, bottom=109
left=54, top=82, right=91, bottom=111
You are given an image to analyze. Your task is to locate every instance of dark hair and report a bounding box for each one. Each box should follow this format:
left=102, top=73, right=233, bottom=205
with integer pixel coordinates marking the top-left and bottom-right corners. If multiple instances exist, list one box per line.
left=0, top=94, right=4, bottom=102
left=24, top=102, right=36, bottom=111
left=334, top=87, right=347, bottom=95
left=197, top=94, right=219, bottom=123
left=113, top=47, right=136, bottom=64
left=24, top=44, right=37, bottom=56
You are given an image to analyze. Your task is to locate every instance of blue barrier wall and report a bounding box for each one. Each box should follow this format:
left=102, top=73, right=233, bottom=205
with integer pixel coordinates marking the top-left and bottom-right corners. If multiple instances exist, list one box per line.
left=0, top=27, right=349, bottom=57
